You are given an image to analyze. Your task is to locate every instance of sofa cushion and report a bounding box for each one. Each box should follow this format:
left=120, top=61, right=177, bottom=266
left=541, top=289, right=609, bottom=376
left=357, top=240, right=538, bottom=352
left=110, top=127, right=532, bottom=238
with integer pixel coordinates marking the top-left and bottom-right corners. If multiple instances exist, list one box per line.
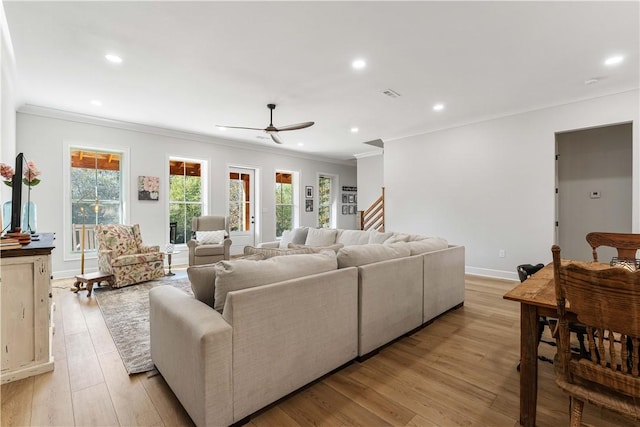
left=336, top=229, right=370, bottom=246
left=214, top=250, right=338, bottom=311
left=384, top=233, right=411, bottom=244
left=368, top=230, right=394, bottom=244
left=288, top=243, right=344, bottom=253
left=196, top=230, right=225, bottom=244
left=187, top=254, right=265, bottom=309
left=404, top=238, right=449, bottom=255
left=244, top=245, right=319, bottom=258
left=305, top=228, right=338, bottom=246
left=337, top=243, right=411, bottom=268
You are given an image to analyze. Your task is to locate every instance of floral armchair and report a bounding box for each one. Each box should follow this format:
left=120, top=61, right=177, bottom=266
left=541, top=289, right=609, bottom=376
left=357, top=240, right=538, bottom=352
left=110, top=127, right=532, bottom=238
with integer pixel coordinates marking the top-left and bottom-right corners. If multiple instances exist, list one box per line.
left=95, top=224, right=165, bottom=288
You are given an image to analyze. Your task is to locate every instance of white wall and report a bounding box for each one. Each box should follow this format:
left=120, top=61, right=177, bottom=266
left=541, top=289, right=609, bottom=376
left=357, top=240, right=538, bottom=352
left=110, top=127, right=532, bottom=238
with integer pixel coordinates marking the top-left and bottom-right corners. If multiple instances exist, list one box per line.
left=0, top=4, right=17, bottom=207
left=15, top=108, right=357, bottom=277
left=385, top=90, right=639, bottom=280
left=356, top=153, right=384, bottom=209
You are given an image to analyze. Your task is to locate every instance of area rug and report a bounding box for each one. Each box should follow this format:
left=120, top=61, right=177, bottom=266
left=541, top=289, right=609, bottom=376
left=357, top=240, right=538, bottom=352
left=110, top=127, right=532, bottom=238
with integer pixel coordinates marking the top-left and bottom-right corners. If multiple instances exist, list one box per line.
left=94, top=274, right=193, bottom=374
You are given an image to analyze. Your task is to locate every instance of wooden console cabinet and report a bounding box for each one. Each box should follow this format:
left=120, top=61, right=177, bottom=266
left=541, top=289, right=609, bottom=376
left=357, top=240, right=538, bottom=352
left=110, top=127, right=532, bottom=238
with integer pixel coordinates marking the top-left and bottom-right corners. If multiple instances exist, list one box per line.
left=1, top=233, right=55, bottom=384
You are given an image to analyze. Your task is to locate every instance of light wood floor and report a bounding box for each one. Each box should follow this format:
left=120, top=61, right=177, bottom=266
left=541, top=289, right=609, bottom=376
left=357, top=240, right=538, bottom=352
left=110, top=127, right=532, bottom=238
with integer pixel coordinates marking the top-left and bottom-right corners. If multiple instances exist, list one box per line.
left=1, top=271, right=635, bottom=427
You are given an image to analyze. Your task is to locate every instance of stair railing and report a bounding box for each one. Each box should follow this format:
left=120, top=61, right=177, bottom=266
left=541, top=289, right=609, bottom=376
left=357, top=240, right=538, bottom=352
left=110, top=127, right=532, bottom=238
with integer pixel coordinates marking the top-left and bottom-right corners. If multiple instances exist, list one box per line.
left=359, top=187, right=384, bottom=231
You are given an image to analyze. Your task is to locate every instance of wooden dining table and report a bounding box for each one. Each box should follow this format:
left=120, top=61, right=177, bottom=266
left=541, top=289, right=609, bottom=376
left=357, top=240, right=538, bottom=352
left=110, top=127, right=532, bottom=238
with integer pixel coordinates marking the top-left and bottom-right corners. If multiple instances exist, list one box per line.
left=503, top=260, right=607, bottom=427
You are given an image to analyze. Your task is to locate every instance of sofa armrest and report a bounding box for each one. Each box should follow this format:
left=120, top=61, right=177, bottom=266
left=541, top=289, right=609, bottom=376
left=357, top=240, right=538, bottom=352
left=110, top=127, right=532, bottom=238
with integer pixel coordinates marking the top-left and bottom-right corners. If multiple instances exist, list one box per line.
left=257, top=240, right=280, bottom=248
left=422, top=244, right=465, bottom=323
left=150, top=286, right=233, bottom=427
left=139, top=245, right=159, bottom=253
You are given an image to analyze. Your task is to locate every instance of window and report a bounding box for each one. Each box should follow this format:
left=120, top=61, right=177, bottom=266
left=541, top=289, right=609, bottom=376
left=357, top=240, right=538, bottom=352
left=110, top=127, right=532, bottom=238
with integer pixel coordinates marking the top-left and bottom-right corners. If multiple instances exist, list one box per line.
left=318, top=175, right=332, bottom=228
left=275, top=171, right=294, bottom=237
left=169, top=159, right=203, bottom=244
left=70, top=149, right=123, bottom=252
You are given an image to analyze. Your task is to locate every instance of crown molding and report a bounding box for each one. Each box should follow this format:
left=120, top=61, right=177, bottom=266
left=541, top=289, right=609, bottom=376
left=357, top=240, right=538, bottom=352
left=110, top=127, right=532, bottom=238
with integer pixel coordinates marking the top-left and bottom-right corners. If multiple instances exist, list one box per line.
left=353, top=150, right=383, bottom=159
left=17, top=104, right=356, bottom=167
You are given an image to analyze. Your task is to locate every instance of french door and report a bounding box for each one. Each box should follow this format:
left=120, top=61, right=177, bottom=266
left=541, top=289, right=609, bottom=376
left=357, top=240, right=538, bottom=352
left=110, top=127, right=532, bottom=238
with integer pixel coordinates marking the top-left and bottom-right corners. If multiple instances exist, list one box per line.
left=228, top=167, right=255, bottom=251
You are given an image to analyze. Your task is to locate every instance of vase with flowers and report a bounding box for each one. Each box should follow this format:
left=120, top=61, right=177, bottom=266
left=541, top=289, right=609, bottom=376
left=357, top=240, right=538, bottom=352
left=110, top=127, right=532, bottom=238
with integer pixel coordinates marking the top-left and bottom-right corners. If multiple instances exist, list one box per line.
left=1, top=160, right=42, bottom=234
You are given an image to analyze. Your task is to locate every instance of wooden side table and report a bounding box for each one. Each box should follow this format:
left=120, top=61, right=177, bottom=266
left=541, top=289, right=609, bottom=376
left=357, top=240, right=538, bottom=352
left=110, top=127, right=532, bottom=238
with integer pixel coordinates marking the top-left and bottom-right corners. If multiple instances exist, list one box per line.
left=72, top=271, right=115, bottom=297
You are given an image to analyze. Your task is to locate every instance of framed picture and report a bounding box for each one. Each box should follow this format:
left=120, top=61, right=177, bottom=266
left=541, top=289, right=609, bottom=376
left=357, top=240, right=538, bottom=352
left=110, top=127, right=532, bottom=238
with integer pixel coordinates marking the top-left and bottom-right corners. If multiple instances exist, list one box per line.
left=348, top=205, right=355, bottom=215
left=348, top=194, right=355, bottom=203
left=138, top=176, right=159, bottom=201
left=342, top=205, right=348, bottom=215
left=354, top=194, right=357, bottom=203
left=305, top=186, right=313, bottom=198
left=342, top=193, right=348, bottom=203
left=305, top=199, right=313, bottom=212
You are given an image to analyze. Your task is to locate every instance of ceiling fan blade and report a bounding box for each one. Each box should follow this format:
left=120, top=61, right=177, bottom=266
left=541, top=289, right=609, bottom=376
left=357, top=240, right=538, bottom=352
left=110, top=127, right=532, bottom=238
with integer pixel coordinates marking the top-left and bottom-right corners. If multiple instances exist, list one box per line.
left=275, top=121, right=315, bottom=132
left=270, top=133, right=284, bottom=144
left=217, top=125, right=265, bottom=131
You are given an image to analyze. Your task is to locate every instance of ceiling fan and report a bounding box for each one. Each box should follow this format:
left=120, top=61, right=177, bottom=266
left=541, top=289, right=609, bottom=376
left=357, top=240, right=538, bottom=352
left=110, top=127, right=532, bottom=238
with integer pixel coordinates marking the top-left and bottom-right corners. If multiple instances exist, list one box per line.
left=218, top=104, right=314, bottom=144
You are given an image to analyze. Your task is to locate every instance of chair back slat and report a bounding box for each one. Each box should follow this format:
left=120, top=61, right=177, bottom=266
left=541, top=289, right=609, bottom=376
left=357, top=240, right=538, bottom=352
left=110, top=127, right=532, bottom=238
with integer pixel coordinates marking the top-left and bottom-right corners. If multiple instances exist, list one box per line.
left=586, top=232, right=640, bottom=263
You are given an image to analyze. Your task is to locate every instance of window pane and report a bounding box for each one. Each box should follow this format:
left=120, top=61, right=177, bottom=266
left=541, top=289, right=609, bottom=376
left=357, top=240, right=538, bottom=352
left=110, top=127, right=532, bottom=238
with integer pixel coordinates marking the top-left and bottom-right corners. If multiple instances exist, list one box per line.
left=184, top=175, right=201, bottom=202
left=71, top=168, right=96, bottom=201
left=96, top=169, right=120, bottom=201
left=228, top=202, right=242, bottom=232
left=169, top=175, right=185, bottom=202
left=281, top=183, right=292, bottom=204
left=170, top=203, right=186, bottom=244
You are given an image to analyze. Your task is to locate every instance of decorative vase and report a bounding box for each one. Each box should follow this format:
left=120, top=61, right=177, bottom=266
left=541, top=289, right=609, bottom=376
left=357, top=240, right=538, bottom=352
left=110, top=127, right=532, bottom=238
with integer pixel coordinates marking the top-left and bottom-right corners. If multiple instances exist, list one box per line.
left=2, top=200, right=11, bottom=232
left=22, top=200, right=37, bottom=234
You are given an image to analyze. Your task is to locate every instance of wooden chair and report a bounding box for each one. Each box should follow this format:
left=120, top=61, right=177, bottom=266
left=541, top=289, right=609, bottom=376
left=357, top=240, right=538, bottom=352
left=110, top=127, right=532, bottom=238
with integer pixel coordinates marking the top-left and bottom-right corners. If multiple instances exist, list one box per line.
left=586, top=232, right=640, bottom=265
left=551, top=245, right=640, bottom=425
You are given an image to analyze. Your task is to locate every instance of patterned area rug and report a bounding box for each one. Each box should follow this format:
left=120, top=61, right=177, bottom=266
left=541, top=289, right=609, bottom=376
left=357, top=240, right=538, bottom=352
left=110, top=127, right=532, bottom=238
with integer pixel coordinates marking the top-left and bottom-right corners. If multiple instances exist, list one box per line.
left=94, top=273, right=193, bottom=374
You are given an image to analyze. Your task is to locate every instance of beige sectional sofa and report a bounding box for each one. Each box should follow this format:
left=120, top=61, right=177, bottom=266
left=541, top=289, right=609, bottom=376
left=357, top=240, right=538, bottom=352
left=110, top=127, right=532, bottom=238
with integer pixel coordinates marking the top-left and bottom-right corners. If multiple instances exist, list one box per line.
left=149, top=228, right=465, bottom=427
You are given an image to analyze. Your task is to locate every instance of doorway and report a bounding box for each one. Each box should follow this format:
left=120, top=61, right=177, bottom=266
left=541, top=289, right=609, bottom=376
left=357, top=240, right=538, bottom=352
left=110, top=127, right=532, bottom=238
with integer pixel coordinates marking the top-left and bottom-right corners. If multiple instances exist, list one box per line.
left=228, top=167, right=256, bottom=252
left=556, top=122, right=632, bottom=261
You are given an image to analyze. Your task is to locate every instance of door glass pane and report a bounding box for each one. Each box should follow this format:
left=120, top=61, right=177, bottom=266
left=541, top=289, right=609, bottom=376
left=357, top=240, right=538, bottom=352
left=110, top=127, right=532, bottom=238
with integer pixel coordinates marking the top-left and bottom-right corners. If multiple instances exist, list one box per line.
left=228, top=172, right=251, bottom=232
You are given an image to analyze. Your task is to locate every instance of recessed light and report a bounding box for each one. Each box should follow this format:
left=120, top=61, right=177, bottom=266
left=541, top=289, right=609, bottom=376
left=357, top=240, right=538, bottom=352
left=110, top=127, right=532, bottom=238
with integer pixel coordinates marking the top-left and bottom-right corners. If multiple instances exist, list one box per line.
left=91, top=100, right=102, bottom=106
left=350, top=127, right=359, bottom=133
left=105, top=54, right=122, bottom=63
left=433, top=103, right=445, bottom=111
left=297, top=143, right=304, bottom=147
left=217, top=126, right=227, bottom=130
left=604, top=55, right=624, bottom=66
left=352, top=59, right=366, bottom=70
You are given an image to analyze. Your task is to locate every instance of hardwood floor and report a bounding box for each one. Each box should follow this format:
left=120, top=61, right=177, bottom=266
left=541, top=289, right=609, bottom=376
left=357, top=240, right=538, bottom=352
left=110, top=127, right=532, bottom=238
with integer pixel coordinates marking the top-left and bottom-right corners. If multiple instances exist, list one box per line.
left=1, top=271, right=635, bottom=426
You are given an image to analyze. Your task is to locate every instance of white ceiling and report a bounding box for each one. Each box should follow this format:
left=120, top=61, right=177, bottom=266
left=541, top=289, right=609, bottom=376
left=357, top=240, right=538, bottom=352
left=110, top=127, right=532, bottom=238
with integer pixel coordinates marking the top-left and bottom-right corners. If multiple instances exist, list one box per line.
left=3, top=1, right=639, bottom=161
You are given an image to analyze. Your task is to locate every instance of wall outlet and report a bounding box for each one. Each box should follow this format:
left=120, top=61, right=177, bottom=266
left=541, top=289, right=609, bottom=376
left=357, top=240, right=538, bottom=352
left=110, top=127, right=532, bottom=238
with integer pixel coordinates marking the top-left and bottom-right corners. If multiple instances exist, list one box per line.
left=499, top=249, right=506, bottom=258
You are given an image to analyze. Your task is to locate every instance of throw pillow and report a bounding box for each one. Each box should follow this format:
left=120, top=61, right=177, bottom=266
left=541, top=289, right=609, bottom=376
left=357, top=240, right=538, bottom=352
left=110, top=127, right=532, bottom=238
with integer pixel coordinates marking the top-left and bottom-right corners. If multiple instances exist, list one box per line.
left=305, top=228, right=338, bottom=247
left=336, top=229, right=370, bottom=246
left=279, top=230, right=294, bottom=249
left=291, top=227, right=309, bottom=245
left=214, top=250, right=338, bottom=311
left=196, top=230, right=225, bottom=244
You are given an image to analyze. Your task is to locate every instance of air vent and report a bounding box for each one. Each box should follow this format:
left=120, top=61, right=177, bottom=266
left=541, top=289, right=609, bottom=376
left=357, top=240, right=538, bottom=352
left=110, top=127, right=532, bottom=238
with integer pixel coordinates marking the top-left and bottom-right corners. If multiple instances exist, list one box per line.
left=382, top=89, right=401, bottom=98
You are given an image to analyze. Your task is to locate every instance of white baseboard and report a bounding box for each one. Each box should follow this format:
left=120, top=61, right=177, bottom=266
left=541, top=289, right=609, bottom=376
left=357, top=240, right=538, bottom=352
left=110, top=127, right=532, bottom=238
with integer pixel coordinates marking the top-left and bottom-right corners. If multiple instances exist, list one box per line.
left=465, top=266, right=518, bottom=281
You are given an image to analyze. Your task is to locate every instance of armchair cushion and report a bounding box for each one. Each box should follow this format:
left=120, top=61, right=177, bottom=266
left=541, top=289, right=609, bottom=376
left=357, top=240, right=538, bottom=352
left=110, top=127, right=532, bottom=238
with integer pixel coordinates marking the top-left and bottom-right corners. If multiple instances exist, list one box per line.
left=195, top=245, right=226, bottom=256
left=196, top=230, right=226, bottom=245
left=112, top=252, right=164, bottom=267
